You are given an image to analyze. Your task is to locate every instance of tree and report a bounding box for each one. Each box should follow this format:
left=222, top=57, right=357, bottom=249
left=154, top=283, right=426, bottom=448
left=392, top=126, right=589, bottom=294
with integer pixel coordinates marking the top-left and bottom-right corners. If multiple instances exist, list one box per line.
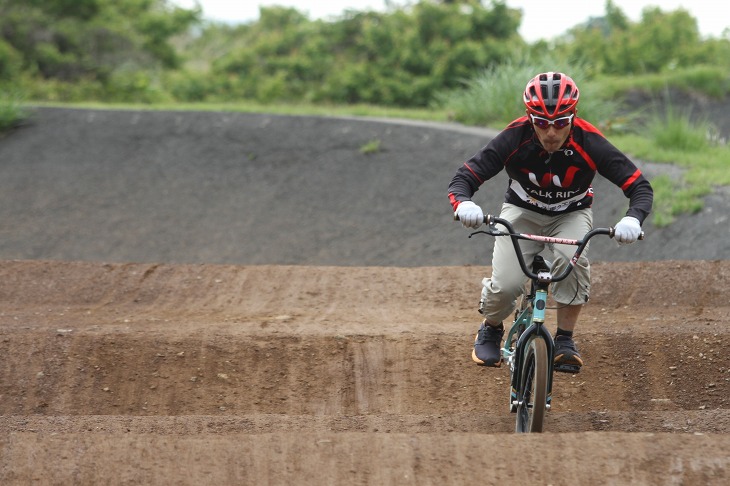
left=561, top=2, right=714, bottom=74
left=0, top=0, right=200, bottom=82
left=209, top=0, right=524, bottom=106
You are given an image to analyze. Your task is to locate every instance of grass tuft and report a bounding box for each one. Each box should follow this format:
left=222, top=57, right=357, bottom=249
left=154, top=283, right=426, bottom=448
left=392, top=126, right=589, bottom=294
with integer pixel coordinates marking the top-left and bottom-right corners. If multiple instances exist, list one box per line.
left=0, top=90, right=29, bottom=132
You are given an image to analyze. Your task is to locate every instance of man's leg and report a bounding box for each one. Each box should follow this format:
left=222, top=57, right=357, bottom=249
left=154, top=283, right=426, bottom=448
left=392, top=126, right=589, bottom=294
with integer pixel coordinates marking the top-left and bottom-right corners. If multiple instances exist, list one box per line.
left=549, top=210, right=592, bottom=371
left=556, top=303, right=582, bottom=332
left=473, top=204, right=542, bottom=366
left=555, top=304, right=584, bottom=368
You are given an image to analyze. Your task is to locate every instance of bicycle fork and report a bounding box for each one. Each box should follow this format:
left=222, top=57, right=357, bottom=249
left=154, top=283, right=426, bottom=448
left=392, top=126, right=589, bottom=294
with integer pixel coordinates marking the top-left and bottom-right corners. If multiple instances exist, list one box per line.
left=507, top=288, right=556, bottom=413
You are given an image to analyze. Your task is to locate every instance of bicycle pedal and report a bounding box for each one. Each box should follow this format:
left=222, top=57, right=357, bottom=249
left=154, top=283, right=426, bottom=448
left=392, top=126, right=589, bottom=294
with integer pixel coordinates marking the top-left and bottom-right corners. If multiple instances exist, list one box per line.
left=554, top=363, right=581, bottom=374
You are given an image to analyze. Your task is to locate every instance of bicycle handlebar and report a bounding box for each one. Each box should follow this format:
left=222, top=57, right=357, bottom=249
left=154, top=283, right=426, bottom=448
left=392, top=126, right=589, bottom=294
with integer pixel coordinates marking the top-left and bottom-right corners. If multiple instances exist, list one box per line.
left=470, top=214, right=644, bottom=283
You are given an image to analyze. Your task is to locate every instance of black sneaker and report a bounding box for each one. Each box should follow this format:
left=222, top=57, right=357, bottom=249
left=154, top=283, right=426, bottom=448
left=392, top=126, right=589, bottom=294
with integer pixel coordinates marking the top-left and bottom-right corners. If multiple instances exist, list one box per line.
left=472, top=322, right=504, bottom=367
left=553, top=335, right=584, bottom=373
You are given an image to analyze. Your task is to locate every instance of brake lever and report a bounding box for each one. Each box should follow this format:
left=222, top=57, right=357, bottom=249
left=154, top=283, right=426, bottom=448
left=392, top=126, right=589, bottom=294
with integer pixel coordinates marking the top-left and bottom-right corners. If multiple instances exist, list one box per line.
left=468, top=224, right=506, bottom=238
left=486, top=225, right=505, bottom=236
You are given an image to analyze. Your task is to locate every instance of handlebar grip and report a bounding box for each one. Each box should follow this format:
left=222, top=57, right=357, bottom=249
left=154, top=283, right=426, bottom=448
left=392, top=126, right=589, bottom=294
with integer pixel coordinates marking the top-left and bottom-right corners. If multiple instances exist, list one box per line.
left=453, top=212, right=491, bottom=223
left=608, top=227, right=646, bottom=240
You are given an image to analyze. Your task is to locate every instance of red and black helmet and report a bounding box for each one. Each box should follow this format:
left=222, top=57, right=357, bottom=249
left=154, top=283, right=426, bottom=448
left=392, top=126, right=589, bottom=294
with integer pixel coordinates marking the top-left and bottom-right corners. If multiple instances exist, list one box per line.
left=523, top=72, right=580, bottom=117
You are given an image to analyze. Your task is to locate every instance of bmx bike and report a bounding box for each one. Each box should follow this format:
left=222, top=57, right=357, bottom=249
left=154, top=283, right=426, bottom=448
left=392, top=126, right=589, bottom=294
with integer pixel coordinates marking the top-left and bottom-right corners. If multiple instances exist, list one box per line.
left=468, top=214, right=642, bottom=433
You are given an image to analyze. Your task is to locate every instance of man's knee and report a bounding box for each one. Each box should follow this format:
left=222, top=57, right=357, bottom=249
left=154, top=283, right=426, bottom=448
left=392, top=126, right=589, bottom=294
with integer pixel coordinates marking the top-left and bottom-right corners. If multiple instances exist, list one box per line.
left=479, top=277, right=523, bottom=321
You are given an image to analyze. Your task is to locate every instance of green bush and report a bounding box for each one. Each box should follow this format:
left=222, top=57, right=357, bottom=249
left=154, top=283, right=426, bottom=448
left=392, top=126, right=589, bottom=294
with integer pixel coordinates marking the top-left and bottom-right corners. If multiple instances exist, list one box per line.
left=647, top=105, right=716, bottom=151
left=0, top=90, right=28, bottom=132
left=0, top=39, right=23, bottom=81
left=103, top=70, right=169, bottom=103
left=433, top=60, right=622, bottom=129
left=612, top=102, right=729, bottom=227
left=208, top=2, right=524, bottom=107
left=165, top=71, right=210, bottom=102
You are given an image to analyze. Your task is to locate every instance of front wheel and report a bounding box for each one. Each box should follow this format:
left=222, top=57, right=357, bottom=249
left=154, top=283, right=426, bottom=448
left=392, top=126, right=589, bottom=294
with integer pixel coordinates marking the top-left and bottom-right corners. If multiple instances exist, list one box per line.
left=515, top=336, right=549, bottom=433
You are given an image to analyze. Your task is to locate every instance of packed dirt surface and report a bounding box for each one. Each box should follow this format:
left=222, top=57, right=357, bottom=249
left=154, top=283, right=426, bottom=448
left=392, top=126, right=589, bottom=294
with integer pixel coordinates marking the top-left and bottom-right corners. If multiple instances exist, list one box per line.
left=0, top=108, right=728, bottom=484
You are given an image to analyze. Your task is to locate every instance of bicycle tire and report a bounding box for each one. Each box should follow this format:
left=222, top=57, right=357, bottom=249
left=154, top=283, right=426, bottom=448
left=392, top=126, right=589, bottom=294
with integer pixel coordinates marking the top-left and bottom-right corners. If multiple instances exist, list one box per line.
left=515, top=336, right=549, bottom=433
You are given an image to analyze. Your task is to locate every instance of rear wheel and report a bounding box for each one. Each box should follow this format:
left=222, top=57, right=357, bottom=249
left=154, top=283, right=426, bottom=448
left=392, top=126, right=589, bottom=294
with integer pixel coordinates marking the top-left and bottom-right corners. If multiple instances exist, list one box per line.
left=515, top=336, right=549, bottom=433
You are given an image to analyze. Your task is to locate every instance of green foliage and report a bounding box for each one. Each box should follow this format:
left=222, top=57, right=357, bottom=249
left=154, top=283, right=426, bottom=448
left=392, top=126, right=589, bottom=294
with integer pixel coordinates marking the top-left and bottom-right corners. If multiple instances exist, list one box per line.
left=4, top=0, right=730, bottom=109
left=0, top=0, right=200, bottom=99
left=25, top=0, right=101, bottom=20
left=432, top=61, right=535, bottom=126
left=359, top=139, right=382, bottom=155
left=433, top=58, right=621, bottom=129
left=193, top=1, right=525, bottom=106
left=0, top=89, right=28, bottom=132
left=0, top=39, right=22, bottom=81
left=558, top=2, right=727, bottom=75
left=648, top=175, right=706, bottom=227
left=646, top=103, right=716, bottom=152
left=595, top=66, right=730, bottom=100
left=612, top=106, right=730, bottom=227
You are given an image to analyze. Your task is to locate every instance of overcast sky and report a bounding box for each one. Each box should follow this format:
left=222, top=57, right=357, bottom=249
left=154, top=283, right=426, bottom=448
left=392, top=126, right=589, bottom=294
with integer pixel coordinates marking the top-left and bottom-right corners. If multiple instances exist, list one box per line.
left=171, top=0, right=728, bottom=42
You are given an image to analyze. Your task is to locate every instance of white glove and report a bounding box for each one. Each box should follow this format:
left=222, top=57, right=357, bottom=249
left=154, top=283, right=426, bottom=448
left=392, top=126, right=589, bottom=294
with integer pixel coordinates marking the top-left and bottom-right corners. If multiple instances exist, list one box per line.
left=614, top=216, right=642, bottom=245
left=455, top=201, right=484, bottom=228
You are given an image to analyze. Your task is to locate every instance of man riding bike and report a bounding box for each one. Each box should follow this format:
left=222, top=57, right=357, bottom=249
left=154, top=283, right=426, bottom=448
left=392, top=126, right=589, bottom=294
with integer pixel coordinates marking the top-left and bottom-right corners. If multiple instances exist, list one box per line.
left=448, top=72, right=653, bottom=371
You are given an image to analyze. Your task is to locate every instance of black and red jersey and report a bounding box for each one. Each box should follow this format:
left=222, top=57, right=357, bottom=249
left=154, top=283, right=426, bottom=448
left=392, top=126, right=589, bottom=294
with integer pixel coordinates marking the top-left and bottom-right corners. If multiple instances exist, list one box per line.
left=448, top=116, right=653, bottom=224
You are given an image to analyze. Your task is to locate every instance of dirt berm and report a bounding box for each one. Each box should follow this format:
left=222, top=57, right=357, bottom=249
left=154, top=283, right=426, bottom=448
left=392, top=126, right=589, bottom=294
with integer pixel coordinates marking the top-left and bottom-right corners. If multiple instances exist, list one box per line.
left=0, top=107, right=728, bottom=485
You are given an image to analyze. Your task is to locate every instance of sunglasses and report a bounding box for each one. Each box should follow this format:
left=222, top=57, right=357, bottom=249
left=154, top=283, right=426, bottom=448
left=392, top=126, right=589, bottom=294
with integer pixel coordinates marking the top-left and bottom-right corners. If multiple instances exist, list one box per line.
left=530, top=113, right=574, bottom=130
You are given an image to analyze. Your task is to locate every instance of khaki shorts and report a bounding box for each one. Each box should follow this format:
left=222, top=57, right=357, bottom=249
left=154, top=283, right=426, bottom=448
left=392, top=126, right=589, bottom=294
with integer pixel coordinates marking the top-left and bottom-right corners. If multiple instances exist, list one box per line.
left=479, top=203, right=593, bottom=323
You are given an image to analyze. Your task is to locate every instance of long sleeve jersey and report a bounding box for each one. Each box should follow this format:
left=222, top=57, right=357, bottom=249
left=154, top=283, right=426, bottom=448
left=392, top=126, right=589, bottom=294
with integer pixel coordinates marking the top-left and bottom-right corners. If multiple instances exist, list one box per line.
left=448, top=116, right=653, bottom=224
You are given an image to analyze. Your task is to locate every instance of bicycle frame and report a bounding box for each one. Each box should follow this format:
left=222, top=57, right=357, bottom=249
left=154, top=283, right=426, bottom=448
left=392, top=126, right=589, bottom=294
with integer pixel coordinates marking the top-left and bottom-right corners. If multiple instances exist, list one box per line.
left=470, top=214, right=622, bottom=422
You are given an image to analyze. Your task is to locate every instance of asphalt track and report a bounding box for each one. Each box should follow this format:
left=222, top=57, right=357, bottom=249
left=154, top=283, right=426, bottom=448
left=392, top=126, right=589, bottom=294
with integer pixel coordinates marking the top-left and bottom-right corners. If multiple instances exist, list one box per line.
left=0, top=107, right=727, bottom=266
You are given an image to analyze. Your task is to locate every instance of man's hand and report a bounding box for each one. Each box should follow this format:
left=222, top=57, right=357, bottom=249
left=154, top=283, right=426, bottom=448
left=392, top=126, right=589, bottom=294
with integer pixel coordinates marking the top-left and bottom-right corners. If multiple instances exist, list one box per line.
left=455, top=201, right=484, bottom=228
left=614, top=216, right=642, bottom=244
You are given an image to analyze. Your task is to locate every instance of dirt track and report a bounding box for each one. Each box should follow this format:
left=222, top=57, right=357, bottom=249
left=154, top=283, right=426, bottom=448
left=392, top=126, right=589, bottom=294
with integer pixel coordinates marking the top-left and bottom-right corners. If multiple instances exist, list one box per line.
left=0, top=108, right=729, bottom=484
left=0, top=260, right=728, bottom=484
